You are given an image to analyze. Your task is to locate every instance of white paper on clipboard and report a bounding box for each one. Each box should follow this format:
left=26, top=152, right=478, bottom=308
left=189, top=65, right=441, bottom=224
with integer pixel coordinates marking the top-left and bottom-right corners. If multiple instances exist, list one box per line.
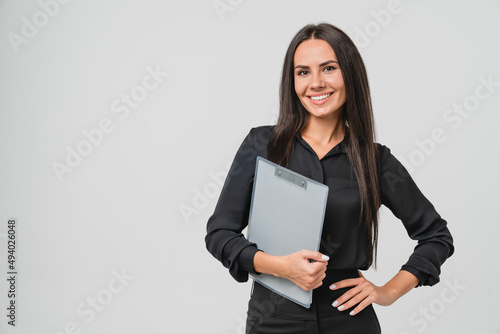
left=247, top=156, right=329, bottom=308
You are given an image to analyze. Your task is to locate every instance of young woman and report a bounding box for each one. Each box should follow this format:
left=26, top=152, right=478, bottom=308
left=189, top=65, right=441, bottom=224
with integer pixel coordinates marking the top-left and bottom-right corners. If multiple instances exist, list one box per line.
left=205, top=23, right=454, bottom=333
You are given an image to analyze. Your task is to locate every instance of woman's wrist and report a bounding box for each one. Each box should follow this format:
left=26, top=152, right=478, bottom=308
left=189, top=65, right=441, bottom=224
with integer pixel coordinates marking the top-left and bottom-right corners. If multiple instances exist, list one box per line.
left=380, top=270, right=420, bottom=305
left=253, top=251, right=287, bottom=278
left=379, top=284, right=399, bottom=306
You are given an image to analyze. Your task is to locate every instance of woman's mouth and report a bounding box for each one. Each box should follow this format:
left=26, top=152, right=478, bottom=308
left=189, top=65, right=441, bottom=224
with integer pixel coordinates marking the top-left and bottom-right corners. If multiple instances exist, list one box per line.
left=307, top=92, right=333, bottom=105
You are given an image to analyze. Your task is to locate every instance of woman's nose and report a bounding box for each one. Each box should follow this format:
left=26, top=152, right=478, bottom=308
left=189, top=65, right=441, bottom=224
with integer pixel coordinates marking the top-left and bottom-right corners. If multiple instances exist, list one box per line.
left=310, top=72, right=325, bottom=89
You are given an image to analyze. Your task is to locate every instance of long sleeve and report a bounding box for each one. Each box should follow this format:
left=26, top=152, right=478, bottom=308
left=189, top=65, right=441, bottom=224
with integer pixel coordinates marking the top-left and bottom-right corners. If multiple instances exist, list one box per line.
left=378, top=144, right=454, bottom=287
left=205, top=127, right=271, bottom=282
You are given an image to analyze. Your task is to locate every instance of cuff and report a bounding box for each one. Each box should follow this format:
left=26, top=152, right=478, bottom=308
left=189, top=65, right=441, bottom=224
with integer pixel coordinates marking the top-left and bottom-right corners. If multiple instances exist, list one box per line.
left=239, top=246, right=261, bottom=276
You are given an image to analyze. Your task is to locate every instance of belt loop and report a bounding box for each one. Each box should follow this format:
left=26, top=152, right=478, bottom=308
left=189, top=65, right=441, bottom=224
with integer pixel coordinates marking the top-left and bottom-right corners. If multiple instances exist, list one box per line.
left=250, top=280, right=255, bottom=297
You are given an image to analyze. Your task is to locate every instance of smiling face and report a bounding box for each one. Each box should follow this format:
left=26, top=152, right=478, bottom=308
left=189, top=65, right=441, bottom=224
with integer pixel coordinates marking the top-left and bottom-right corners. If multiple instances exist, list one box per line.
left=293, top=39, right=347, bottom=120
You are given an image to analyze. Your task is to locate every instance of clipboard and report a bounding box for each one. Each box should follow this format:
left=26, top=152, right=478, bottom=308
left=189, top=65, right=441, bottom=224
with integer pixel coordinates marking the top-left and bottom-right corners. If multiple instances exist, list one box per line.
left=247, top=156, right=329, bottom=308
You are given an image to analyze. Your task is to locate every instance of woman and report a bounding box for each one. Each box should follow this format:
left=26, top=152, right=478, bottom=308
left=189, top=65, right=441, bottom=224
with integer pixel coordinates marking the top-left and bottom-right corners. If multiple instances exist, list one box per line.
left=205, top=23, right=454, bottom=333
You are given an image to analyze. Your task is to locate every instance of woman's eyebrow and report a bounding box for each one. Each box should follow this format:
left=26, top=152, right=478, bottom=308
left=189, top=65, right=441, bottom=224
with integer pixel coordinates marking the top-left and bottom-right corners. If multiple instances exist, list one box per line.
left=294, top=60, right=339, bottom=70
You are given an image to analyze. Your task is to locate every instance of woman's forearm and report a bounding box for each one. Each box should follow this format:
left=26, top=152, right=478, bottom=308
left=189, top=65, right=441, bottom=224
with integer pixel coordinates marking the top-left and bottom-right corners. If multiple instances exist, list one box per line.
left=380, top=269, right=420, bottom=305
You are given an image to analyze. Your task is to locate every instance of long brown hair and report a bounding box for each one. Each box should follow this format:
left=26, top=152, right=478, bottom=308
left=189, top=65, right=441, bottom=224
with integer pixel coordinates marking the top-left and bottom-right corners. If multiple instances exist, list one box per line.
left=268, top=23, right=380, bottom=267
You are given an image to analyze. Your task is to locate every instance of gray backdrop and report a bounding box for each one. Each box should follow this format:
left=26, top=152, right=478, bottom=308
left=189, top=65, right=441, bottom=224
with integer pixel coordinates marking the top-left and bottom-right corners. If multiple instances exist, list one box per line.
left=1, top=0, right=499, bottom=333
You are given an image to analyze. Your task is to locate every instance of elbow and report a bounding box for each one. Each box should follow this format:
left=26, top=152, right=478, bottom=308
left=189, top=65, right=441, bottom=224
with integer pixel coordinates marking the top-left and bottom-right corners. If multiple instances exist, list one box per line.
left=438, top=225, right=454, bottom=259
left=445, top=238, right=454, bottom=259
left=205, top=229, right=221, bottom=261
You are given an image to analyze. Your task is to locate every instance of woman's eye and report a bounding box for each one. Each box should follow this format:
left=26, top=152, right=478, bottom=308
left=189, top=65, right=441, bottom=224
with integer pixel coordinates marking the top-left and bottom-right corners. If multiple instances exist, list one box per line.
left=297, top=70, right=309, bottom=76
left=324, top=66, right=336, bottom=72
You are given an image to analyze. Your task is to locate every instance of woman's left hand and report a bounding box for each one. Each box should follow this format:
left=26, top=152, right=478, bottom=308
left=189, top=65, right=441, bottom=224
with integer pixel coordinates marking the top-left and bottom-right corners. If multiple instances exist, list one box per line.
left=329, top=271, right=396, bottom=316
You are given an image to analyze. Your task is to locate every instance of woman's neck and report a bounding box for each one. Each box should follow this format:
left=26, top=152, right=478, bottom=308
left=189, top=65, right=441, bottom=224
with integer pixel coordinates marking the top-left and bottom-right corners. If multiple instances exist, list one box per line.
left=301, top=112, right=345, bottom=146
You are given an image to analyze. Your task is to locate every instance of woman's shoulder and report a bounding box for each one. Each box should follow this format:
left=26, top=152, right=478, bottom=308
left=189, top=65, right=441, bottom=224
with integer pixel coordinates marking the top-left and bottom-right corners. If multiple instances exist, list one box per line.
left=234, top=125, right=275, bottom=158
left=374, top=141, right=395, bottom=158
left=375, top=141, right=396, bottom=167
left=248, top=125, right=275, bottom=137
left=245, top=125, right=275, bottom=148
left=374, top=142, right=410, bottom=176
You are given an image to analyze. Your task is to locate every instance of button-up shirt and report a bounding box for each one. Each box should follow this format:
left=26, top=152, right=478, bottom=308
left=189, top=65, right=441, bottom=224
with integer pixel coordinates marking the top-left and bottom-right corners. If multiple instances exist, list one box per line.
left=205, top=125, right=454, bottom=287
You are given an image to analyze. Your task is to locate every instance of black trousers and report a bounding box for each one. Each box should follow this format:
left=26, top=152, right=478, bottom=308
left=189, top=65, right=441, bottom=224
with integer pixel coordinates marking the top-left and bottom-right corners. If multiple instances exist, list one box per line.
left=246, top=269, right=381, bottom=334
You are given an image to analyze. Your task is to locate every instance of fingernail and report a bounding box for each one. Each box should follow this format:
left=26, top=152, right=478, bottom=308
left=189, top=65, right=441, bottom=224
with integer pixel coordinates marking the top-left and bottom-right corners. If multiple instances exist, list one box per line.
left=322, top=254, right=330, bottom=261
left=349, top=311, right=355, bottom=316
left=332, top=300, right=338, bottom=307
left=329, top=284, right=336, bottom=290
left=337, top=305, right=344, bottom=311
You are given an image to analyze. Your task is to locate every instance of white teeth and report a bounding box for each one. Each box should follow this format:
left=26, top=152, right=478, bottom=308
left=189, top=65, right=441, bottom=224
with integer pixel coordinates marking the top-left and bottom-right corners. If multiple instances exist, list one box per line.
left=310, top=93, right=332, bottom=101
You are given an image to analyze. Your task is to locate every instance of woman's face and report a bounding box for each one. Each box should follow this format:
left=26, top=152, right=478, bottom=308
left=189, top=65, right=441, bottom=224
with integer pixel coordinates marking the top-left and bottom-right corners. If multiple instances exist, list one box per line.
left=293, top=39, right=347, bottom=119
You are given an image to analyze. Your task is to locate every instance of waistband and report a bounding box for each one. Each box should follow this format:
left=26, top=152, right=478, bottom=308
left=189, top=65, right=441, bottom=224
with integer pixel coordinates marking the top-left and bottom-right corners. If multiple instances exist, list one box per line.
left=248, top=269, right=361, bottom=321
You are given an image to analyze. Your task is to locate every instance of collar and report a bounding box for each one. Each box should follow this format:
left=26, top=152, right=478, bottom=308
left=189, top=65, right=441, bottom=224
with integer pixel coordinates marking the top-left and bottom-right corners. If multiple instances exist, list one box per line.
left=295, top=133, right=347, bottom=158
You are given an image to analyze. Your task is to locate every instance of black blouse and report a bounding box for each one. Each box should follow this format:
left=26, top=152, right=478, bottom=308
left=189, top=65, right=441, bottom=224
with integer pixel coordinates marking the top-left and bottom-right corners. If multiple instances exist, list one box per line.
left=205, top=126, right=454, bottom=287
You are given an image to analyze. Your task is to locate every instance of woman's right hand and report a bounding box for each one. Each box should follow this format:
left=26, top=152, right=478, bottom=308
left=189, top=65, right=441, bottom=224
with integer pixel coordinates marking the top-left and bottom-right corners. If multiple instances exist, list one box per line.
left=253, top=250, right=329, bottom=291
left=281, top=250, right=329, bottom=291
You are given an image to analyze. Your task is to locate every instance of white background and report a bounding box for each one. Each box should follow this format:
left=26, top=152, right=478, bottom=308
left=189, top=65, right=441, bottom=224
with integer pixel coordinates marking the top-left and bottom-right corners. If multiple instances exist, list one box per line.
left=1, top=0, right=499, bottom=333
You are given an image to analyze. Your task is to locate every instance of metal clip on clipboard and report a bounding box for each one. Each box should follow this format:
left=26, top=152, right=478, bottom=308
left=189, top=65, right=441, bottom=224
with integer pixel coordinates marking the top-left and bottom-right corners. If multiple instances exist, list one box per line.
left=275, top=167, right=307, bottom=190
